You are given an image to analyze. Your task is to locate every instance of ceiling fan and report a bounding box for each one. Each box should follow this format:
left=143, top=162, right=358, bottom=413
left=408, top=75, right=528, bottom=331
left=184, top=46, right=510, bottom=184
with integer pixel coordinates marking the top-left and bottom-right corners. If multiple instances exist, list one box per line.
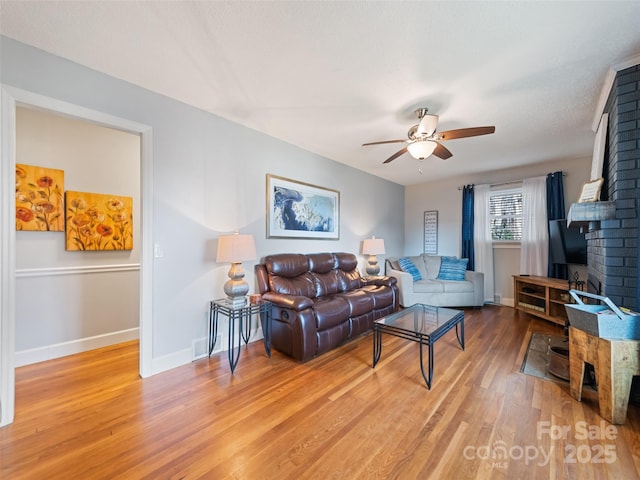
left=363, top=107, right=495, bottom=164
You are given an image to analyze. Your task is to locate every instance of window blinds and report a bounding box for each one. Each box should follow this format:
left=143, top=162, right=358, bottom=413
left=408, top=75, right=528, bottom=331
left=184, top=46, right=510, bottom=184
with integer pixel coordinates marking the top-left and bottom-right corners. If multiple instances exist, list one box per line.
left=489, top=191, right=523, bottom=240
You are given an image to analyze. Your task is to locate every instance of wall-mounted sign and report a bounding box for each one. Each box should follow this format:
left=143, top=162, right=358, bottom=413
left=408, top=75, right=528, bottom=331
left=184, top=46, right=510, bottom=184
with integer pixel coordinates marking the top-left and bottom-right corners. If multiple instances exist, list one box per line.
left=424, top=210, right=438, bottom=255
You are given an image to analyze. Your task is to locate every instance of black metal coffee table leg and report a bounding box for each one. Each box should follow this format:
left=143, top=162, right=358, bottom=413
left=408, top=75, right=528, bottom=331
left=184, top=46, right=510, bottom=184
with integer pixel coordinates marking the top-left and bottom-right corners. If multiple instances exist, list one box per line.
left=372, top=326, right=383, bottom=367
left=456, top=318, right=465, bottom=350
left=419, top=338, right=433, bottom=390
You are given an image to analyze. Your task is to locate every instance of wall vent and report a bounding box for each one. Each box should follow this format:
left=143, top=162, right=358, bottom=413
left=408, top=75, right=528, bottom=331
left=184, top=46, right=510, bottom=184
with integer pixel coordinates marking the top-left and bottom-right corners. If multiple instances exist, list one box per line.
left=192, top=337, right=209, bottom=360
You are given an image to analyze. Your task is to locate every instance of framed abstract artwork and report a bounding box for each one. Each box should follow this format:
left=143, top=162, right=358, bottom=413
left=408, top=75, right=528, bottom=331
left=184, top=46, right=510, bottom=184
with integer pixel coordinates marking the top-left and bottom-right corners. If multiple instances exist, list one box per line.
left=65, top=190, right=133, bottom=251
left=15, top=163, right=65, bottom=231
left=266, top=174, right=340, bottom=239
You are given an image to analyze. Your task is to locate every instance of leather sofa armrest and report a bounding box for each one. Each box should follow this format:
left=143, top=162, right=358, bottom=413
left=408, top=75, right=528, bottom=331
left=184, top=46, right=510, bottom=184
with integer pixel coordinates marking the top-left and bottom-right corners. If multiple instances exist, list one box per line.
left=262, top=292, right=314, bottom=311
left=361, top=275, right=397, bottom=288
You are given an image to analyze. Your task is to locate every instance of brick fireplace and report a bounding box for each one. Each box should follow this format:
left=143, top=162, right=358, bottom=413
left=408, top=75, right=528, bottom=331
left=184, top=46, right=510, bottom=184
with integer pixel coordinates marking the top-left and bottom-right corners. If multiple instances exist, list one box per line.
left=586, top=64, right=640, bottom=311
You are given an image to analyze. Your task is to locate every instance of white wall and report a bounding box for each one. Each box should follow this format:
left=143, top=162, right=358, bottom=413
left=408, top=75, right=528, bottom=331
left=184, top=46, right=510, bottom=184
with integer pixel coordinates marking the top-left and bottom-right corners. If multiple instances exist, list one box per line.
left=405, top=156, right=591, bottom=305
left=14, top=107, right=140, bottom=364
left=1, top=37, right=405, bottom=368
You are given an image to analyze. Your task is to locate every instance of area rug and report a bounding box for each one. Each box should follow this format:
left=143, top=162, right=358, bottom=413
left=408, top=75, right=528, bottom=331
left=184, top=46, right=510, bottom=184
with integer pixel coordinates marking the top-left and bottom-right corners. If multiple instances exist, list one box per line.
left=520, top=332, right=570, bottom=385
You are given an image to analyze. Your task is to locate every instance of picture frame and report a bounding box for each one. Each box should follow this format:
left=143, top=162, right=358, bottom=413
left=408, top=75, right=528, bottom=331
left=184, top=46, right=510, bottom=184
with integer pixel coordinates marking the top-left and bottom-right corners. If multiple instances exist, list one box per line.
left=65, top=190, right=134, bottom=251
left=15, top=163, right=65, bottom=232
left=424, top=210, right=438, bottom=255
left=577, top=178, right=604, bottom=203
left=266, top=174, right=340, bottom=239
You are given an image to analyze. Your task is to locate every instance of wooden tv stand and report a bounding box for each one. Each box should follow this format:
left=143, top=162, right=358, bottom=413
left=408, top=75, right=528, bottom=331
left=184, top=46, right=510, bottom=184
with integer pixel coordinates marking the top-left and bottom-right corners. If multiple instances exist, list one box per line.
left=513, top=275, right=571, bottom=326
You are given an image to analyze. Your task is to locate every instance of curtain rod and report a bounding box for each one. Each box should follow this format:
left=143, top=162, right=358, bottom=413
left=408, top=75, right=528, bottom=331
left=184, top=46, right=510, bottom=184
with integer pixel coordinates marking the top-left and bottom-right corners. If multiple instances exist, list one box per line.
left=457, top=172, right=566, bottom=190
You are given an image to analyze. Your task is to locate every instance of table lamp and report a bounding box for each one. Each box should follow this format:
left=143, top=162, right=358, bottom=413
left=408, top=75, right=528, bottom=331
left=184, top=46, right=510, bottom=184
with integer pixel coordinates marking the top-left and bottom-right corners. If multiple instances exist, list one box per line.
left=216, top=231, right=257, bottom=307
left=362, top=236, right=385, bottom=276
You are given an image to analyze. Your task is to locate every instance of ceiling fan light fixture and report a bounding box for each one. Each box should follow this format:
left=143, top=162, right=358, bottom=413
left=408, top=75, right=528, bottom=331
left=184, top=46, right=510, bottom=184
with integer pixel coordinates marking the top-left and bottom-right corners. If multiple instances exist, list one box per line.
left=417, top=114, right=439, bottom=136
left=407, top=140, right=437, bottom=160
left=362, top=107, right=494, bottom=164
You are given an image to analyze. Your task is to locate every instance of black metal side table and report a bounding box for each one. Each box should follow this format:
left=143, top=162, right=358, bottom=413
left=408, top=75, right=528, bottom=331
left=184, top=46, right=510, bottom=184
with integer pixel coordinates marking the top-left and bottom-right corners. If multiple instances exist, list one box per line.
left=208, top=299, right=272, bottom=373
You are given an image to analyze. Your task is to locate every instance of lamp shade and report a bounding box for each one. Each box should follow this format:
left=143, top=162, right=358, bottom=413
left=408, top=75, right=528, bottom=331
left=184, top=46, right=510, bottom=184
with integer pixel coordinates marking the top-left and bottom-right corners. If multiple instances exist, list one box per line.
left=216, top=233, right=257, bottom=263
left=362, top=237, right=385, bottom=255
left=407, top=140, right=437, bottom=160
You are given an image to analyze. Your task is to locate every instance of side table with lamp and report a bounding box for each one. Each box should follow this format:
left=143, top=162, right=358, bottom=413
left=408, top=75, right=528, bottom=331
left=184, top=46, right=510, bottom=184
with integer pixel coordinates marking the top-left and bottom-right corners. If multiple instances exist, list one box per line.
left=211, top=231, right=271, bottom=373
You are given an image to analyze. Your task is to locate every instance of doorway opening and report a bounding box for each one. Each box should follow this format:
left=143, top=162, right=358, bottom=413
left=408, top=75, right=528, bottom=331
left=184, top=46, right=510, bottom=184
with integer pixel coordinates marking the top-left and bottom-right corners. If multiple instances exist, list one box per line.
left=15, top=106, right=141, bottom=366
left=1, top=86, right=154, bottom=426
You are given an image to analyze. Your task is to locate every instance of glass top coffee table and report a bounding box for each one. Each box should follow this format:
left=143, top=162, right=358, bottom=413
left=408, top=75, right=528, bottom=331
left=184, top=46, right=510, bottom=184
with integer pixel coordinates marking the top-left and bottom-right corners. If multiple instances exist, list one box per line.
left=372, top=304, right=465, bottom=389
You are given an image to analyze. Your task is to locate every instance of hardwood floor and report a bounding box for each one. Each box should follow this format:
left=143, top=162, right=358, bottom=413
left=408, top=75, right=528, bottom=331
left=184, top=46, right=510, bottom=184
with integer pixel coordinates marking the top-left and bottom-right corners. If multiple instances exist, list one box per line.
left=2, top=305, right=640, bottom=479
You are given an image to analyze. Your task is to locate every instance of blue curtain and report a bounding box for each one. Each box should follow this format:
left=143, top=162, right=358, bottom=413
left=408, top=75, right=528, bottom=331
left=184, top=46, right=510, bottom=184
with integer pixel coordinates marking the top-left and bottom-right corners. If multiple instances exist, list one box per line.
left=461, top=185, right=475, bottom=270
left=546, top=171, right=567, bottom=279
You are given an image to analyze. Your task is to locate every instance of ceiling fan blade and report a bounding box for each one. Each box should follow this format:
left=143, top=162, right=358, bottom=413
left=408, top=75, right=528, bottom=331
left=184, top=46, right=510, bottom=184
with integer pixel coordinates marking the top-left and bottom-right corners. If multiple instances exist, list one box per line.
left=362, top=139, right=406, bottom=146
left=438, top=126, right=496, bottom=141
left=433, top=142, right=453, bottom=160
left=383, top=147, right=408, bottom=164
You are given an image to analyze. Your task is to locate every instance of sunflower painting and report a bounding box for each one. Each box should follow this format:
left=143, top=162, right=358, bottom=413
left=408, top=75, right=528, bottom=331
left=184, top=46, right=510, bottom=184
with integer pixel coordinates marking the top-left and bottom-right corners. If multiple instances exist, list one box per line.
left=15, top=164, right=65, bottom=231
left=65, top=191, right=133, bottom=251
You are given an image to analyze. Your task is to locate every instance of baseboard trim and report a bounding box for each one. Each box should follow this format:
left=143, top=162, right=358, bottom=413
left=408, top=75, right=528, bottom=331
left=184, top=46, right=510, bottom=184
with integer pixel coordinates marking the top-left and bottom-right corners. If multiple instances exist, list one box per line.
left=15, top=326, right=266, bottom=372
left=152, top=326, right=266, bottom=375
left=15, top=328, right=139, bottom=367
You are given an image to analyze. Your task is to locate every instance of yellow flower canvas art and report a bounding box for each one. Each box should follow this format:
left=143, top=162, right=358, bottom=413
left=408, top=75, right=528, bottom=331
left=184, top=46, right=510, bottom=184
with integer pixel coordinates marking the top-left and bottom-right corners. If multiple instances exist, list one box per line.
left=15, top=163, right=65, bottom=231
left=65, top=191, right=133, bottom=251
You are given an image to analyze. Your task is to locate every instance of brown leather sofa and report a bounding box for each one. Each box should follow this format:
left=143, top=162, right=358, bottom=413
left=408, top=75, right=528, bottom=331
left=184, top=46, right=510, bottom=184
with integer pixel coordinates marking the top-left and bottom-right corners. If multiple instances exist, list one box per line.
left=255, top=252, right=399, bottom=362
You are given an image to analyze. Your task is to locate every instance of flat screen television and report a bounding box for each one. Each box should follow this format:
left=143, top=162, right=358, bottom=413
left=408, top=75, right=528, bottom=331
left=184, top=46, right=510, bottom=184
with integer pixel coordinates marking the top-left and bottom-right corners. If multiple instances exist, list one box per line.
left=549, top=219, right=587, bottom=265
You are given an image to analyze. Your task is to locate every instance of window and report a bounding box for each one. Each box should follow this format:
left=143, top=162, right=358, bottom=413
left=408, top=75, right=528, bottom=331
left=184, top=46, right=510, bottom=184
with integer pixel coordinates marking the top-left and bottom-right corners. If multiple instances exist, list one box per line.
left=489, top=189, right=523, bottom=241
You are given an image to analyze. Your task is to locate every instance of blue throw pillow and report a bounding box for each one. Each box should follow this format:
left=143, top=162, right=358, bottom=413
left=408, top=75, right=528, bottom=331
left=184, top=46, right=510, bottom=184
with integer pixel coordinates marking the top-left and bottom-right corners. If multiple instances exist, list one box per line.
left=437, top=257, right=469, bottom=281
left=398, top=257, right=422, bottom=281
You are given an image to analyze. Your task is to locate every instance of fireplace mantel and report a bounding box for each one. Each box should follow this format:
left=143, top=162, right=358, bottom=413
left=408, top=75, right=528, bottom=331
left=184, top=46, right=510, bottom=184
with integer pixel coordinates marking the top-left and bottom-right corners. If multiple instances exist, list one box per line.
left=567, top=201, right=616, bottom=230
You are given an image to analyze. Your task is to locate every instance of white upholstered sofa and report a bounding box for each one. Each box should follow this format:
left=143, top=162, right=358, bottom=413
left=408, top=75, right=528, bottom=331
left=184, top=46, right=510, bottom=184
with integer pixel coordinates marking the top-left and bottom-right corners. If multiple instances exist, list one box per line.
left=386, top=254, right=484, bottom=308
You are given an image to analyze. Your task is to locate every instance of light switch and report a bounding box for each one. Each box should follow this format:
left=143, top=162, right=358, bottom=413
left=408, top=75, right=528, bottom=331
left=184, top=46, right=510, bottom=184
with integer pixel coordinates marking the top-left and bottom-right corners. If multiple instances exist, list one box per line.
left=154, top=244, right=164, bottom=258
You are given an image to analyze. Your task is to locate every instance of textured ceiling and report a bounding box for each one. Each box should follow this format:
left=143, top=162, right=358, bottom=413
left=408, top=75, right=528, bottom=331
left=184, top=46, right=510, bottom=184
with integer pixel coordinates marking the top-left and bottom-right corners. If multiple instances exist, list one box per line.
left=1, top=1, right=640, bottom=185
